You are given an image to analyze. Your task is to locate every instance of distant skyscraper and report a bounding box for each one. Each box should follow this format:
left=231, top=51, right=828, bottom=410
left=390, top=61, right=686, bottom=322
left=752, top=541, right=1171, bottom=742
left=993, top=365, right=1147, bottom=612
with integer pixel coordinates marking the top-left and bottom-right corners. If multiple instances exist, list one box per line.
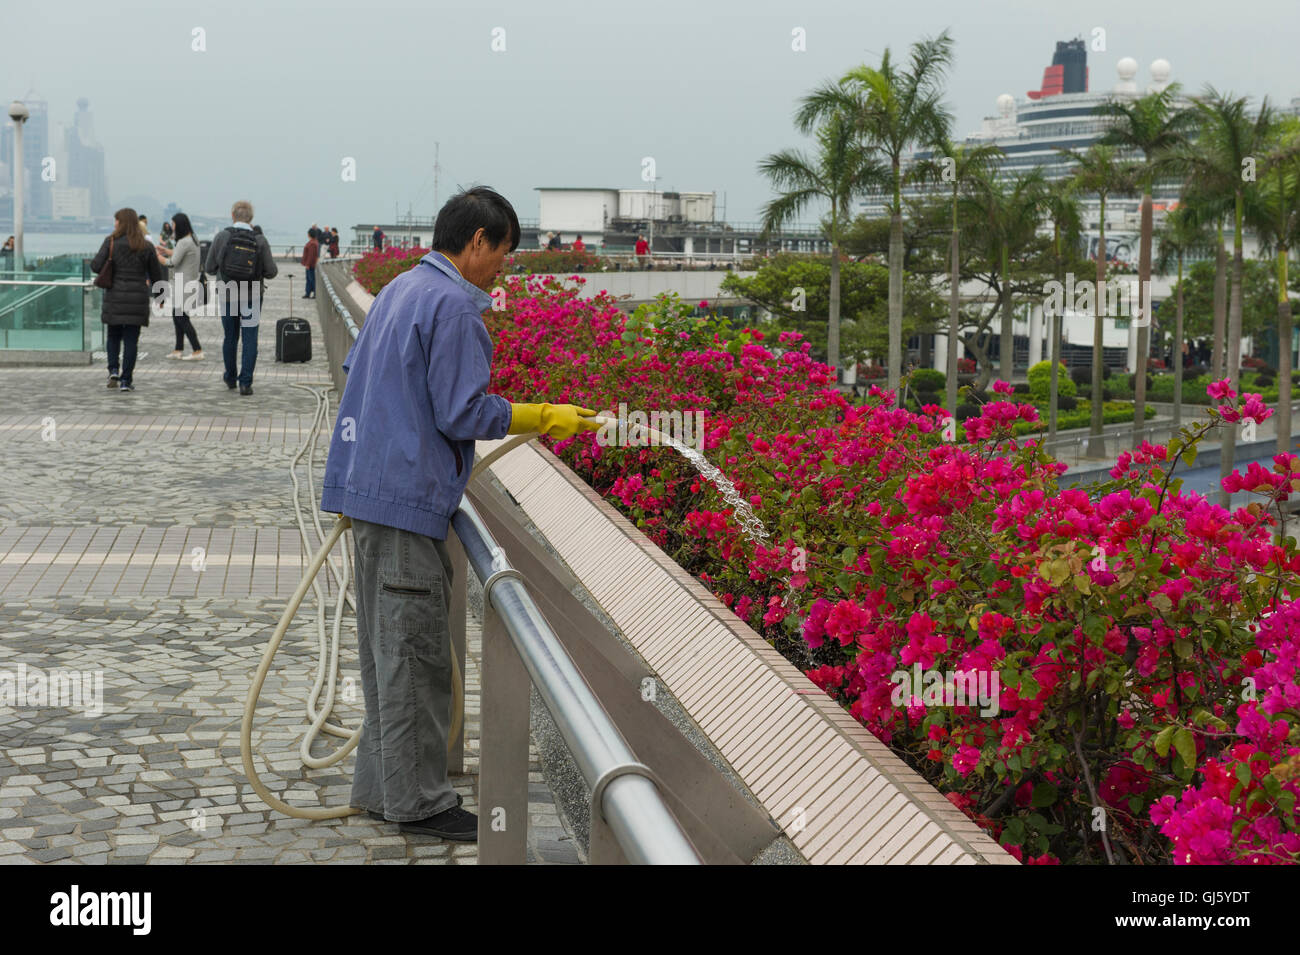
left=65, top=98, right=109, bottom=218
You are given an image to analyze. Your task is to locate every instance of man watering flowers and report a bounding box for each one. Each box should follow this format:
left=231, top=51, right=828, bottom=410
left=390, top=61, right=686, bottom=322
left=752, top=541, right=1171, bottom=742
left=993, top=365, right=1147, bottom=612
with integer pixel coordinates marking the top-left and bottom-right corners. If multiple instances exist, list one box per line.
left=321, top=186, right=599, bottom=840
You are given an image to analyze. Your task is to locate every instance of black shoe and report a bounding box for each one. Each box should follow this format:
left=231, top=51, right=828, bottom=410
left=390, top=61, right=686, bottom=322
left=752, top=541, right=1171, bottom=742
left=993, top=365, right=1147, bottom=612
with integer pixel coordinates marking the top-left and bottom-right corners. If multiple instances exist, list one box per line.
left=223, top=376, right=237, bottom=390
left=107, top=374, right=119, bottom=388
left=398, top=795, right=477, bottom=841
left=239, top=384, right=253, bottom=396
left=119, top=380, right=134, bottom=392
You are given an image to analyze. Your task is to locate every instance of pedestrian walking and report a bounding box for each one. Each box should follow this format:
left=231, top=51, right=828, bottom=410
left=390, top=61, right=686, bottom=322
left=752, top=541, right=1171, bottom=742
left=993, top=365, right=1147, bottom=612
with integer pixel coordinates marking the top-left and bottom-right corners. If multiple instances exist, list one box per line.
left=321, top=186, right=599, bottom=838
left=328, top=227, right=339, bottom=258
left=546, top=231, right=561, bottom=251
left=90, top=207, right=162, bottom=392
left=301, top=228, right=319, bottom=298
left=205, top=200, right=278, bottom=396
left=155, top=212, right=204, bottom=360
left=572, top=234, right=585, bottom=252
left=139, top=214, right=154, bottom=245
left=1, top=235, right=12, bottom=274
left=372, top=226, right=384, bottom=251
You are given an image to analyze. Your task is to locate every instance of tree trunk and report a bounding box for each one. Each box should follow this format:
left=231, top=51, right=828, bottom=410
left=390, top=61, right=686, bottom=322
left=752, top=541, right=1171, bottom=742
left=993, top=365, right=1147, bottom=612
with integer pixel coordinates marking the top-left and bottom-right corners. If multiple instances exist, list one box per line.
left=1133, top=192, right=1152, bottom=447
left=828, top=240, right=841, bottom=379
left=1049, top=313, right=1062, bottom=440
left=1090, top=199, right=1106, bottom=451
left=947, top=228, right=960, bottom=415
left=1049, top=225, right=1062, bottom=440
left=999, top=244, right=1013, bottom=384
left=888, top=208, right=904, bottom=402
left=1277, top=248, right=1292, bottom=455
left=1173, top=253, right=1185, bottom=430
left=1211, top=221, right=1227, bottom=380
left=1219, top=197, right=1245, bottom=506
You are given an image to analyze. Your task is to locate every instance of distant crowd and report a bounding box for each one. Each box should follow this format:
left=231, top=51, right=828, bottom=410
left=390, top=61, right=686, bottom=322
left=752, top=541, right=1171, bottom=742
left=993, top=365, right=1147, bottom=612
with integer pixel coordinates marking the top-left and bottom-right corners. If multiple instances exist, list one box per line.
left=90, top=201, right=280, bottom=396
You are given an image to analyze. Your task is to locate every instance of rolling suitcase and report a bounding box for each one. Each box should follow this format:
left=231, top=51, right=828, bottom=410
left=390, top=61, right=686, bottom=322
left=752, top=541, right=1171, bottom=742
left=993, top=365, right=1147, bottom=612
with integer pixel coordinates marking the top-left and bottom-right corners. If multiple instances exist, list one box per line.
left=275, top=317, right=312, bottom=363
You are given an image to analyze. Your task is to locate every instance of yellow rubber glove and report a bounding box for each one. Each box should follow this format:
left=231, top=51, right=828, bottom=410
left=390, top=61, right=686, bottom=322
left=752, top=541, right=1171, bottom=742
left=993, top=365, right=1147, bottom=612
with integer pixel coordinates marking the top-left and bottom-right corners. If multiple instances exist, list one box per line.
left=508, top=402, right=602, bottom=439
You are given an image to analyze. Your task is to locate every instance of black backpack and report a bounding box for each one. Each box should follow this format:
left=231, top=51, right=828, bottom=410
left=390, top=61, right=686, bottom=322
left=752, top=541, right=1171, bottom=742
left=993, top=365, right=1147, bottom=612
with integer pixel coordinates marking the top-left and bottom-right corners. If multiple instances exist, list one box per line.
left=220, top=227, right=263, bottom=282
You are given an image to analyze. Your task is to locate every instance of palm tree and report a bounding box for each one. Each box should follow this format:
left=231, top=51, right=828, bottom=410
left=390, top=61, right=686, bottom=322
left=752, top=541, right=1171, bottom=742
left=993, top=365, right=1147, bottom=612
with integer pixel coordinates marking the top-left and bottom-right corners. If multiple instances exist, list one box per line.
left=961, top=168, right=1048, bottom=386
left=1250, top=122, right=1300, bottom=452
left=796, top=31, right=955, bottom=401
left=1041, top=179, right=1083, bottom=439
left=759, top=110, right=888, bottom=375
left=1060, top=144, right=1138, bottom=447
left=1096, top=86, right=1193, bottom=446
left=910, top=139, right=1003, bottom=413
left=1156, top=204, right=1215, bottom=429
left=1176, top=89, right=1275, bottom=497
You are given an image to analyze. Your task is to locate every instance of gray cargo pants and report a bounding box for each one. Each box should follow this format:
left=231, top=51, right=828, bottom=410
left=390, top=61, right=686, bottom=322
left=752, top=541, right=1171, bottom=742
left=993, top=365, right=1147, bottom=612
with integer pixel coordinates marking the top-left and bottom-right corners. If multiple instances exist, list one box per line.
left=349, top=517, right=458, bottom=822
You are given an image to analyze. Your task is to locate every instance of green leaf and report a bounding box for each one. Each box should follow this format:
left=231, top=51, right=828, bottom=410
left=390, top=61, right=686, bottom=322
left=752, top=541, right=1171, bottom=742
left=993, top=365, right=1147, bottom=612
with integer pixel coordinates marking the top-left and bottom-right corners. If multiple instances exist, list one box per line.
left=1174, top=638, right=1193, bottom=660
left=1172, top=727, right=1196, bottom=770
left=1153, top=724, right=1177, bottom=759
left=1278, top=790, right=1297, bottom=815
left=1030, top=783, right=1058, bottom=808
left=1263, top=773, right=1283, bottom=799
left=1183, top=443, right=1198, bottom=466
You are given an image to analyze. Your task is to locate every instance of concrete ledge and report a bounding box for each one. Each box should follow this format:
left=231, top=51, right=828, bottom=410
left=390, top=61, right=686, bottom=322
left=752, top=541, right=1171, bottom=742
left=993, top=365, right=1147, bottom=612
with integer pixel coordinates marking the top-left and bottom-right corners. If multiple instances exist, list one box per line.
left=479, top=437, right=1017, bottom=865
left=0, top=349, right=93, bottom=366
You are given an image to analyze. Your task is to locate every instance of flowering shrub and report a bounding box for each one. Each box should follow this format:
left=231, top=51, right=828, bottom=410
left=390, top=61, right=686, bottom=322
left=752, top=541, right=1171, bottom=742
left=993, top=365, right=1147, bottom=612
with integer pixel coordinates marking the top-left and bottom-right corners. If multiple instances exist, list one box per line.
left=371, top=266, right=1300, bottom=865
left=353, top=246, right=427, bottom=295
left=507, top=249, right=607, bottom=275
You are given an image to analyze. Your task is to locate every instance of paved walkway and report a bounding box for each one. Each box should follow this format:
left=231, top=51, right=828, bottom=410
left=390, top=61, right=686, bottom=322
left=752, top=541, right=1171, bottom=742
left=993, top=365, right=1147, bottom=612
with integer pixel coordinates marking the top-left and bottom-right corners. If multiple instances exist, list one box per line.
left=0, top=261, right=580, bottom=864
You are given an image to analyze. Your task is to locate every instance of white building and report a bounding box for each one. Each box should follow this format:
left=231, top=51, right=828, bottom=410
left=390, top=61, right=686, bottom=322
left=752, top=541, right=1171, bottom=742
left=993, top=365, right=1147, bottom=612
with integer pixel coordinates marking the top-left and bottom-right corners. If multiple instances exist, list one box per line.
left=536, top=188, right=619, bottom=246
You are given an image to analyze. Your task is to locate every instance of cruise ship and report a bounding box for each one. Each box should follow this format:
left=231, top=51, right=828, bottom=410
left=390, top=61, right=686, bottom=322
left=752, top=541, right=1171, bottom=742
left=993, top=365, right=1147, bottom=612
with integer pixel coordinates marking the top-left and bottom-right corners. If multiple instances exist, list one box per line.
left=865, top=39, right=1190, bottom=266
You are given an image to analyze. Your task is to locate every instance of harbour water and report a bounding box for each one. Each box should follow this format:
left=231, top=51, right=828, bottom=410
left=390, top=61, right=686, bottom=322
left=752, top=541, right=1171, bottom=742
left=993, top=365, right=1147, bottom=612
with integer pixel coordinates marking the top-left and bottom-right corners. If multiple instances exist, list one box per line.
left=5, top=230, right=307, bottom=260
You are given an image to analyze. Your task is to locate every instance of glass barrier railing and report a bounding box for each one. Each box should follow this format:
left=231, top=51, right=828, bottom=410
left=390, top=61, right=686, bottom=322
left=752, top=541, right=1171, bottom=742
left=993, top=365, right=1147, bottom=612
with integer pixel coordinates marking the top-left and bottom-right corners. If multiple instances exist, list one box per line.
left=0, top=254, right=103, bottom=351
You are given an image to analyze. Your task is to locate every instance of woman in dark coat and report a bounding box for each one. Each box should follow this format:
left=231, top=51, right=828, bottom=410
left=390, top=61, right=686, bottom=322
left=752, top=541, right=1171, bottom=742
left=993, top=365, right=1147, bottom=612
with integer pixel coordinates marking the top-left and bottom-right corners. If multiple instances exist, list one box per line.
left=91, top=207, right=162, bottom=391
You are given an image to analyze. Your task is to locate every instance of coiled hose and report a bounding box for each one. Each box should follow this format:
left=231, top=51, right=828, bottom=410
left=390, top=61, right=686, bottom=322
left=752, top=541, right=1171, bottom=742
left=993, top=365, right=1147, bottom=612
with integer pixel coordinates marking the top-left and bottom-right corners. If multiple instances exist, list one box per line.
left=240, top=415, right=650, bottom=819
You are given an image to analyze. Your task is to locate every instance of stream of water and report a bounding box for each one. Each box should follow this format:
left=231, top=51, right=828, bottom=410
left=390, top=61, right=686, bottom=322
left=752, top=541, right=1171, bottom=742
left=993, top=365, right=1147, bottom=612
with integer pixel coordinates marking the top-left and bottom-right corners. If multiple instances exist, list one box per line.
left=637, top=425, right=808, bottom=621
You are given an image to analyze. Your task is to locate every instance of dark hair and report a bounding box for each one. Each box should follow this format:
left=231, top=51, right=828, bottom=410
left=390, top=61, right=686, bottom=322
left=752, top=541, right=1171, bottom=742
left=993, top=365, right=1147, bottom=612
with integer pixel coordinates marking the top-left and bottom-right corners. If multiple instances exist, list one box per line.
left=252, top=225, right=263, bottom=235
left=308, top=228, right=318, bottom=239
left=112, top=208, right=147, bottom=252
left=172, top=212, right=193, bottom=241
left=433, top=185, right=519, bottom=254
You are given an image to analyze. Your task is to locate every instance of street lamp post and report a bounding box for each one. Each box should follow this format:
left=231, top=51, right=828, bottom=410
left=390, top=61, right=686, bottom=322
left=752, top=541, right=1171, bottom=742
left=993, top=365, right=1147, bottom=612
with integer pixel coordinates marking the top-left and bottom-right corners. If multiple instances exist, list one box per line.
left=8, top=100, right=30, bottom=274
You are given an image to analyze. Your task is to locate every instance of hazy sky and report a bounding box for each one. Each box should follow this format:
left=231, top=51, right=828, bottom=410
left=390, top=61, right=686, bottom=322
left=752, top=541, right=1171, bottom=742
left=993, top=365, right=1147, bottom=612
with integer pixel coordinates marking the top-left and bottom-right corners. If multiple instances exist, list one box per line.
left=5, top=0, right=1298, bottom=233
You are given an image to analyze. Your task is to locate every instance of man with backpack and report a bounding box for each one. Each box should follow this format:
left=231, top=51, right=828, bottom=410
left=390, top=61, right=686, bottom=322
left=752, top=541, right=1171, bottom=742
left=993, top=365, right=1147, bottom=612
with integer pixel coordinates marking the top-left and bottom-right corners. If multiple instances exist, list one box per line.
left=206, top=200, right=278, bottom=396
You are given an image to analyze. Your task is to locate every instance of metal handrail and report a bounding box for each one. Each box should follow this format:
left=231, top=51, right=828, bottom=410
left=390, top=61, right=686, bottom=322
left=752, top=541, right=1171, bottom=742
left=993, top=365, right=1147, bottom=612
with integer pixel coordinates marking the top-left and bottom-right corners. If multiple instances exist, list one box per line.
left=452, top=500, right=699, bottom=864
left=318, top=262, right=699, bottom=863
left=0, top=278, right=92, bottom=286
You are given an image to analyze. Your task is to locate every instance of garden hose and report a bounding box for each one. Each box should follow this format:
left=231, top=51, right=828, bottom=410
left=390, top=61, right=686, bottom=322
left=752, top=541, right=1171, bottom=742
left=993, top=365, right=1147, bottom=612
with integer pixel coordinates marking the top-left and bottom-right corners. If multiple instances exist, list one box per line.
left=240, top=411, right=662, bottom=820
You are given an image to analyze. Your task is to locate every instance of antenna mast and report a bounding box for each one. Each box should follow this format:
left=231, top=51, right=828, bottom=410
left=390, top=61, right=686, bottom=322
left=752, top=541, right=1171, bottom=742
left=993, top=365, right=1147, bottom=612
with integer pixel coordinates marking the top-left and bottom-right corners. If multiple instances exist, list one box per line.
left=433, top=142, right=441, bottom=216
